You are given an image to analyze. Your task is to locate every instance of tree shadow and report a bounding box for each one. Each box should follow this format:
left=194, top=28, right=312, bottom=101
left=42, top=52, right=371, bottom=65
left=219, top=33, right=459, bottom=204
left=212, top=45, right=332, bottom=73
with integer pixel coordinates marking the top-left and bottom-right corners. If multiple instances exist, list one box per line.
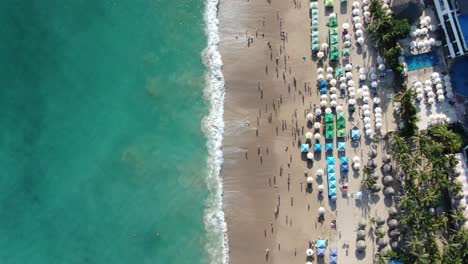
left=370, top=193, right=381, bottom=204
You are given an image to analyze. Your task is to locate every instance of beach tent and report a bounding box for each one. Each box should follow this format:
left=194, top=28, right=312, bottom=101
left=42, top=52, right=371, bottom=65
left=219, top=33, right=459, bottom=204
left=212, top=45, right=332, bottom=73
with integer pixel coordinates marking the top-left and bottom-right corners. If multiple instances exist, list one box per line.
left=326, top=130, right=334, bottom=140
left=341, top=164, right=349, bottom=173
left=328, top=173, right=336, bottom=181
left=320, top=88, right=328, bottom=94
left=325, top=0, right=334, bottom=8
left=343, top=49, right=350, bottom=58
left=327, top=164, right=335, bottom=173
left=340, top=156, right=348, bottom=165
left=351, top=129, right=360, bottom=140
left=338, top=142, right=346, bottom=151
left=337, top=112, right=345, bottom=121
left=330, top=255, right=338, bottom=264
left=335, top=67, right=344, bottom=77
left=326, top=143, right=333, bottom=152
left=330, top=50, right=339, bottom=61
left=312, top=44, right=320, bottom=51
left=320, top=80, right=328, bottom=87
left=327, top=156, right=335, bottom=165
left=317, top=248, right=326, bottom=257
left=317, top=240, right=327, bottom=248
left=337, top=129, right=346, bottom=138
left=325, top=114, right=334, bottom=123
left=329, top=187, right=337, bottom=196
left=301, top=144, right=310, bottom=153
left=337, top=122, right=346, bottom=130
left=330, top=247, right=338, bottom=256
left=314, top=143, right=322, bottom=152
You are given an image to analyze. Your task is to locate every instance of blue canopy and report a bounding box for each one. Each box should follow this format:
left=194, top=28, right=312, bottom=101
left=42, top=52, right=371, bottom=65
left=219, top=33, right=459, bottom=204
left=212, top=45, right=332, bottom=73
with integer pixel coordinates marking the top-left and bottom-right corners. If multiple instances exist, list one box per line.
left=320, top=87, right=328, bottom=94
left=352, top=129, right=360, bottom=140
left=329, top=181, right=337, bottom=189
left=317, top=248, right=326, bottom=257
left=328, top=173, right=336, bottom=181
left=329, top=187, right=337, bottom=196
left=317, top=239, right=327, bottom=248
left=338, top=142, right=346, bottom=151
left=326, top=143, right=333, bottom=152
left=301, top=144, right=310, bottom=153
left=330, top=255, right=338, bottom=264
left=327, top=156, right=335, bottom=165
left=340, top=156, right=348, bottom=165
left=327, top=165, right=335, bottom=173
left=330, top=247, right=338, bottom=256
left=341, top=164, right=349, bottom=173
left=314, top=143, right=322, bottom=152
left=320, top=80, right=328, bottom=87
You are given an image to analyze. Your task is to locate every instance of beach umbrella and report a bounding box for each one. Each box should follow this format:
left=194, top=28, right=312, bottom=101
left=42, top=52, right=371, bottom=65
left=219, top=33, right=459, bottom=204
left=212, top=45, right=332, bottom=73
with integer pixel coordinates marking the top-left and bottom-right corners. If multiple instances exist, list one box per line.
left=348, top=87, right=355, bottom=93
left=317, top=248, right=325, bottom=257
left=317, top=169, right=324, bottom=176
left=306, top=248, right=314, bottom=256
left=416, top=93, right=424, bottom=100
left=436, top=89, right=443, bottom=95
left=359, top=74, right=366, bottom=80
left=342, top=23, right=350, bottom=30
left=329, top=12, right=336, bottom=18
left=378, top=64, right=386, bottom=71
left=330, top=94, right=337, bottom=100
left=375, top=117, right=382, bottom=124
left=330, top=79, right=337, bottom=86
left=382, top=154, right=391, bottom=164
left=427, top=91, right=435, bottom=98
left=344, top=40, right=351, bottom=48
left=314, top=133, right=321, bottom=140
left=344, top=34, right=351, bottom=41
left=326, top=66, right=334, bottom=73
left=336, top=105, right=343, bottom=112
left=347, top=80, right=355, bottom=87
left=340, top=76, right=346, bottom=83
left=321, top=94, right=328, bottom=100
left=318, top=184, right=324, bottom=191
left=352, top=9, right=360, bottom=16
left=389, top=229, right=400, bottom=238
left=314, top=122, right=321, bottom=130
left=371, top=183, right=382, bottom=192
left=378, top=238, right=389, bottom=247
left=330, top=87, right=337, bottom=93
left=355, top=30, right=363, bottom=38
left=363, top=109, right=371, bottom=117
left=326, top=143, right=333, bottom=152
left=425, top=80, right=432, bottom=86
left=363, top=117, right=371, bottom=123
left=357, top=230, right=366, bottom=239
left=326, top=73, right=333, bottom=80
left=317, top=74, right=324, bottom=81
left=349, top=99, right=356, bottom=105
left=424, top=86, right=432, bottom=92
left=358, top=219, right=367, bottom=229
left=349, top=91, right=356, bottom=98
left=353, top=156, right=360, bottom=163
left=362, top=91, right=370, bottom=98
left=415, top=87, right=423, bottom=93
left=321, top=43, right=329, bottom=50
left=370, top=73, right=377, bottom=80
left=355, top=23, right=362, bottom=29
left=330, top=256, right=337, bottom=264
left=352, top=1, right=360, bottom=8
left=371, top=81, right=378, bottom=88
left=365, top=129, right=374, bottom=137
left=301, top=144, right=310, bottom=153
left=364, top=123, right=371, bottom=130
left=345, top=64, right=353, bottom=71
left=364, top=11, right=371, bottom=18
left=375, top=107, right=382, bottom=114
left=356, top=240, right=367, bottom=251
left=340, top=83, right=347, bottom=89
left=362, top=104, right=370, bottom=111
left=355, top=191, right=363, bottom=200
left=307, top=152, right=314, bottom=160
left=428, top=98, right=435, bottom=104
left=330, top=247, right=338, bottom=257
left=319, top=207, right=326, bottom=214
left=307, top=176, right=314, bottom=184
left=353, top=16, right=361, bottom=23
left=376, top=122, right=382, bottom=129
left=330, top=100, right=337, bottom=108
left=367, top=159, right=377, bottom=169
left=312, top=20, right=319, bottom=26
left=357, top=37, right=364, bottom=45
left=327, top=156, right=336, bottom=165
left=351, top=129, right=360, bottom=140
left=391, top=241, right=399, bottom=250
left=432, top=72, right=440, bottom=79
left=384, top=187, right=395, bottom=196
left=306, top=113, right=314, bottom=121
left=305, top=132, right=313, bottom=139
left=438, top=95, right=445, bottom=101
left=343, top=49, right=350, bottom=57
left=315, top=108, right=322, bottom=116
left=388, top=207, right=398, bottom=216
left=435, top=83, right=443, bottom=89
left=434, top=77, right=442, bottom=84
left=320, top=100, right=328, bottom=107
left=354, top=162, right=361, bottom=170
left=317, top=51, right=324, bottom=59
left=325, top=107, right=332, bottom=114
left=414, top=81, right=422, bottom=88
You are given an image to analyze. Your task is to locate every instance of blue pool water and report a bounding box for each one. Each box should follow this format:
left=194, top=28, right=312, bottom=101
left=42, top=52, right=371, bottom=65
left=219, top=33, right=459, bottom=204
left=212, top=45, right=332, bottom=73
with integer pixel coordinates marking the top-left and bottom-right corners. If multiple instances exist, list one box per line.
left=451, top=57, right=468, bottom=97
left=405, top=51, right=440, bottom=71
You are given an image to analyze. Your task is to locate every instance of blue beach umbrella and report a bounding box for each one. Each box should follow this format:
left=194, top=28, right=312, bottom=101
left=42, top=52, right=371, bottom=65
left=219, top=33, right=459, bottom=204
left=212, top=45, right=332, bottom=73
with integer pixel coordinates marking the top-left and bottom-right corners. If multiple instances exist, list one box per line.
left=320, top=87, right=328, bottom=94
left=341, top=164, right=349, bottom=173
left=328, top=173, right=336, bottom=181
left=317, top=248, right=326, bottom=257
left=327, top=164, right=335, bottom=173
left=317, top=240, right=327, bottom=248
left=329, top=181, right=337, bottom=189
left=314, top=143, right=322, bottom=152
left=301, top=144, right=310, bottom=153
left=338, top=142, right=346, bottom=151
left=351, top=129, right=360, bottom=140
left=330, top=247, right=338, bottom=256
left=326, top=143, right=333, bottom=152
left=320, top=80, right=328, bottom=87
left=340, top=156, right=348, bottom=165
left=330, top=255, right=338, bottom=264
left=327, top=156, right=335, bottom=165
left=329, top=187, right=337, bottom=197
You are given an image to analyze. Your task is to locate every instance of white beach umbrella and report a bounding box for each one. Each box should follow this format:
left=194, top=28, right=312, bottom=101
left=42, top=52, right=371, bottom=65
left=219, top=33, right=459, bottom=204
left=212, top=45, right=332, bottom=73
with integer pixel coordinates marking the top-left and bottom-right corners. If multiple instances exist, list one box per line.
left=320, top=100, right=328, bottom=107
left=375, top=107, right=382, bottom=114
left=356, top=30, right=363, bottom=37
left=355, top=23, right=362, bottom=30
left=373, top=97, right=380, bottom=104
left=359, top=74, right=366, bottom=80
left=316, top=169, right=324, bottom=176
left=317, top=51, right=324, bottom=59
left=357, top=37, right=364, bottom=45
left=315, top=108, right=322, bottom=116
left=343, top=23, right=350, bottom=30
left=344, top=40, right=351, bottom=48
left=354, top=162, right=361, bottom=170
left=371, top=81, right=378, bottom=88
left=317, top=67, right=324, bottom=74
left=317, top=74, right=324, bottom=81
left=345, top=64, right=353, bottom=72
left=362, top=104, right=370, bottom=111
left=305, top=132, right=313, bottom=139
left=349, top=91, right=356, bottom=98
left=415, top=87, right=423, bottom=93
left=321, top=94, right=328, bottom=100
left=348, top=87, right=355, bottom=93
left=346, top=72, right=353, bottom=80
left=314, top=133, right=321, bottom=140
left=375, top=117, right=382, bottom=124
left=363, top=96, right=370, bottom=103
left=330, top=100, right=337, bottom=107
left=416, top=93, right=424, bottom=100
left=330, top=94, right=338, bottom=100
left=364, top=11, right=371, bottom=18
left=362, top=85, right=369, bottom=92
left=362, top=91, right=370, bottom=98
left=347, top=80, right=355, bottom=87
left=318, top=184, right=324, bottom=191
left=371, top=73, right=377, bottom=80
left=314, top=122, right=321, bottom=129
left=321, top=43, right=329, bottom=50
left=434, top=77, right=442, bottom=84
left=414, top=81, right=422, bottom=88
left=349, top=99, right=356, bottom=105
left=376, top=122, right=382, bottom=128
left=363, top=0, right=369, bottom=4
left=353, top=156, right=361, bottom=163
left=425, top=86, right=433, bottom=93
left=327, top=67, right=334, bottom=73
left=306, top=113, right=314, bottom=120
left=353, top=9, right=360, bottom=16
left=319, top=207, right=326, bottom=214
left=326, top=73, right=333, bottom=80
left=330, top=79, right=337, bottom=86
left=352, top=1, right=360, bottom=8
left=431, top=72, right=440, bottom=79
left=410, top=41, right=417, bottom=48
left=436, top=89, right=444, bottom=95
left=364, top=117, right=371, bottom=123
left=425, top=80, right=432, bottom=86
left=355, top=191, right=363, bottom=199
left=344, top=34, right=351, bottom=41
left=359, top=67, right=367, bottom=74
left=438, top=95, right=445, bottom=101
left=325, top=107, right=332, bottom=114
left=353, top=16, right=361, bottom=23
left=329, top=13, right=336, bottom=18
left=378, top=64, right=386, bottom=71
left=307, top=176, right=314, bottom=184
left=312, top=20, right=319, bottom=26
left=330, top=87, right=337, bottom=93
left=365, top=129, right=374, bottom=137
left=336, top=105, right=343, bottom=112
left=340, top=83, right=347, bottom=89
left=428, top=98, right=435, bottom=104
left=340, top=76, right=347, bottom=83
left=307, top=153, right=314, bottom=160
left=306, top=248, right=314, bottom=256
left=375, top=112, right=382, bottom=118
left=435, top=83, right=443, bottom=89
left=364, top=109, right=371, bottom=117
left=365, top=123, right=372, bottom=130
left=427, top=91, right=435, bottom=98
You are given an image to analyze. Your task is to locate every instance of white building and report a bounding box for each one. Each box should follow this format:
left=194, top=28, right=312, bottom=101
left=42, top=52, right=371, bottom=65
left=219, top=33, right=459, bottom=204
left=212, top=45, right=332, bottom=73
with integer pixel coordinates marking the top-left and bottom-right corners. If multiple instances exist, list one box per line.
left=434, top=0, right=468, bottom=58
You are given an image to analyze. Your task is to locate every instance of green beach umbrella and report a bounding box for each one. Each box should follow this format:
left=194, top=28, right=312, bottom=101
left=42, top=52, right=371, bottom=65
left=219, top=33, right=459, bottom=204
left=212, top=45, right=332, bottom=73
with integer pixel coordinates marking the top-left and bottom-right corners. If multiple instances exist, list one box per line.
left=337, top=122, right=346, bottom=130
left=312, top=25, right=319, bottom=32
left=343, top=49, right=350, bottom=57
left=312, top=31, right=319, bottom=38
left=325, top=0, right=334, bottom=8
left=337, top=112, right=345, bottom=121
left=335, top=68, right=344, bottom=77
left=330, top=28, right=339, bottom=36
left=337, top=129, right=346, bottom=138
left=312, top=15, right=319, bottom=21
left=325, top=113, right=334, bottom=123
left=330, top=51, right=339, bottom=61
left=312, top=10, right=318, bottom=16
left=325, top=123, right=334, bottom=131
left=326, top=130, right=334, bottom=140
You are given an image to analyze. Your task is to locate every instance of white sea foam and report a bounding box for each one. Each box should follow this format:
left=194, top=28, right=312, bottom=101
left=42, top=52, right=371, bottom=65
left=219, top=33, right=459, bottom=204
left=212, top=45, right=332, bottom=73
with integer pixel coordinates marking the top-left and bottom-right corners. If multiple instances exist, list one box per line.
left=202, top=0, right=229, bottom=264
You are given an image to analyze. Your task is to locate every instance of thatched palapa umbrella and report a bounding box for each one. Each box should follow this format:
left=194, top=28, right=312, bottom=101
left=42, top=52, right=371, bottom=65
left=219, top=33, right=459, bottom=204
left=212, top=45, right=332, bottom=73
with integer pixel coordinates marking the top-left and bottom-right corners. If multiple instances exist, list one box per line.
left=388, top=207, right=398, bottom=216
left=356, top=240, right=367, bottom=251
left=371, top=173, right=379, bottom=181
left=357, top=229, right=366, bottom=239
left=382, top=154, right=391, bottom=164
left=371, top=184, right=382, bottom=192
left=376, top=216, right=386, bottom=225
left=368, top=148, right=377, bottom=158
left=367, top=159, right=377, bottom=169
left=384, top=187, right=395, bottom=196
left=377, top=238, right=389, bottom=247
left=358, top=219, right=367, bottom=229
left=388, top=219, right=398, bottom=229
left=391, top=241, right=399, bottom=250
left=382, top=164, right=392, bottom=174
left=389, top=229, right=400, bottom=238
left=383, top=175, right=394, bottom=185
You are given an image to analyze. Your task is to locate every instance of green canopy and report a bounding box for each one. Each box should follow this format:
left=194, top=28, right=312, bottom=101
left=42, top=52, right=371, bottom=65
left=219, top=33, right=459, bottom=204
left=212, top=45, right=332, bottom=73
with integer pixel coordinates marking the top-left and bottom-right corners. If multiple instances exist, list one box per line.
left=331, top=35, right=339, bottom=45
left=325, top=123, right=334, bottom=131
left=311, top=2, right=318, bottom=9
left=330, top=28, right=339, bottom=36
left=337, top=112, right=345, bottom=121
left=312, top=15, right=318, bottom=21
left=343, top=49, right=350, bottom=57
left=326, top=130, right=334, bottom=139
left=311, top=10, right=319, bottom=16
left=337, top=129, right=346, bottom=138
left=312, top=38, right=319, bottom=44
left=312, top=44, right=319, bottom=51
left=329, top=18, right=338, bottom=27
left=331, top=45, right=339, bottom=52
left=330, top=50, right=339, bottom=61
left=337, top=122, right=346, bottom=130
left=325, top=0, right=334, bottom=8
left=325, top=114, right=335, bottom=123
left=312, top=31, right=319, bottom=38
left=312, top=25, right=319, bottom=31
left=335, top=67, right=344, bottom=77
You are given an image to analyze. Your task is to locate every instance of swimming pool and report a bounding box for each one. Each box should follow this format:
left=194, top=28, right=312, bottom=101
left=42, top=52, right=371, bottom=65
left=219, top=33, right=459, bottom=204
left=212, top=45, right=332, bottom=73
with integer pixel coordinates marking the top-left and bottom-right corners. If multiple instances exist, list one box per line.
left=405, top=51, right=440, bottom=71
left=451, top=56, right=468, bottom=97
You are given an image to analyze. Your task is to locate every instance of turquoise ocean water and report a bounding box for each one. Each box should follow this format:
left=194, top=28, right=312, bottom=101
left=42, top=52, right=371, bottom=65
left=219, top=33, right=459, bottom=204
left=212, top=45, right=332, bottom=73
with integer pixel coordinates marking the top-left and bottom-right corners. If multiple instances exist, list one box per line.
left=0, top=1, right=225, bottom=263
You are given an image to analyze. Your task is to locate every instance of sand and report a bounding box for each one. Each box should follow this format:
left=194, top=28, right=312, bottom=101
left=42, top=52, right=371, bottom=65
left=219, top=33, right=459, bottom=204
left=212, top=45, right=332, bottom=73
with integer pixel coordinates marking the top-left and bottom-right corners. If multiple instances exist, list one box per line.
left=219, top=0, right=398, bottom=263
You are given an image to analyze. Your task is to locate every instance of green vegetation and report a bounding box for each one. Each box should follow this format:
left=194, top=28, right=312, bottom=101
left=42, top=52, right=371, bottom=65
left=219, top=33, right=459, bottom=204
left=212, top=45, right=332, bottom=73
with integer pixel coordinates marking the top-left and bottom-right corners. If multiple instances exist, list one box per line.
left=393, top=87, right=419, bottom=137
left=368, top=0, right=411, bottom=74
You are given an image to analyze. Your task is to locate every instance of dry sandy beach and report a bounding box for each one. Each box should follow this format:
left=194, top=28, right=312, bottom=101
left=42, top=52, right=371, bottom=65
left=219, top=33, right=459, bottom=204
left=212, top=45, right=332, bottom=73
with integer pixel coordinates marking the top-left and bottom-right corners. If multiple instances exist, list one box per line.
left=219, top=0, right=398, bottom=263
